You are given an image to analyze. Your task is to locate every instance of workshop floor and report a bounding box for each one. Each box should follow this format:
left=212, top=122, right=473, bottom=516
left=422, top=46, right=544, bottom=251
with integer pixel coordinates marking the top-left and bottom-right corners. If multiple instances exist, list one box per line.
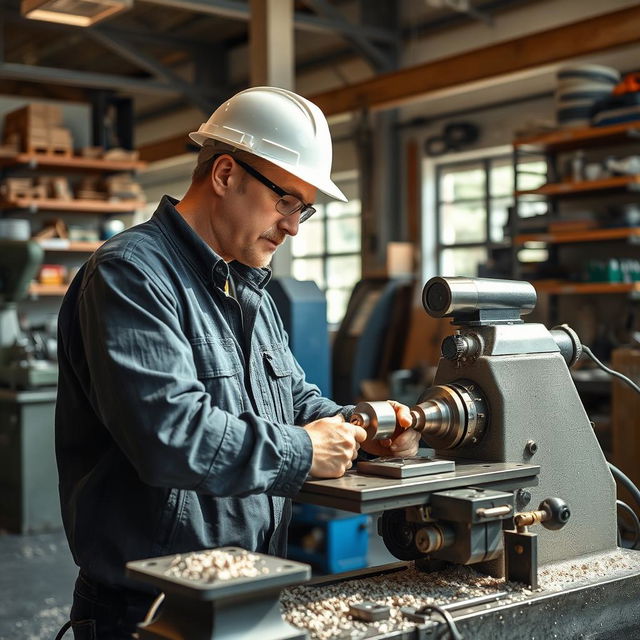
left=0, top=524, right=393, bottom=640
left=0, top=529, right=77, bottom=640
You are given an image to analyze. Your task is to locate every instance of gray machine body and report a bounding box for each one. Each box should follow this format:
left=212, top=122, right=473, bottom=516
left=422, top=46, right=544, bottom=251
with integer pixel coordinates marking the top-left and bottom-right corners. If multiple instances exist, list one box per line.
left=432, top=321, right=617, bottom=564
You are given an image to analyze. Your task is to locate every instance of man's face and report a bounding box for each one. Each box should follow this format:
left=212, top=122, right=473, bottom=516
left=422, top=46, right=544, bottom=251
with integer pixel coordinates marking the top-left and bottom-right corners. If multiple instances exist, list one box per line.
left=216, top=156, right=317, bottom=268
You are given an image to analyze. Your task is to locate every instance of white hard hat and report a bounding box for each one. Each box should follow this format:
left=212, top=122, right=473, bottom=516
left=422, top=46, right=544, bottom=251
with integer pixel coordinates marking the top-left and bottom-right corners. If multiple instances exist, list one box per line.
left=189, top=86, right=347, bottom=202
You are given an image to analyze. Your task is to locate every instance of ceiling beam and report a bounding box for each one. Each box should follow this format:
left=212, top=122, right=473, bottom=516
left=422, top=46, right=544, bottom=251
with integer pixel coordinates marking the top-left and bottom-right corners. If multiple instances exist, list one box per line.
left=140, top=0, right=396, bottom=44
left=0, top=62, right=182, bottom=95
left=85, top=30, right=216, bottom=113
left=138, top=5, right=640, bottom=164
left=309, top=5, right=640, bottom=116
left=302, top=0, right=395, bottom=72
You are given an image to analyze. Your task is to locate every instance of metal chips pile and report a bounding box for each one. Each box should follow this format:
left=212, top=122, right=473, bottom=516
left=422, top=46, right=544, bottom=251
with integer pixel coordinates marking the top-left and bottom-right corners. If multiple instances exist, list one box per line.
left=164, top=549, right=269, bottom=583
left=281, top=564, right=528, bottom=640
left=280, top=550, right=640, bottom=640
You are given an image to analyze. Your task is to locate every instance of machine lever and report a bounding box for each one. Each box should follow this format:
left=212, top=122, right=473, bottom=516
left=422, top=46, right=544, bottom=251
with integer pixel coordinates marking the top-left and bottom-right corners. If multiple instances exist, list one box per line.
left=476, top=505, right=512, bottom=519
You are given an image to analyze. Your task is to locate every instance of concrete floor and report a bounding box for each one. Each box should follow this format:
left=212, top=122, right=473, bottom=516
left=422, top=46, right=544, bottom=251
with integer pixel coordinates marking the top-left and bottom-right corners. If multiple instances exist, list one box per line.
left=0, top=519, right=393, bottom=640
left=0, top=530, right=77, bottom=640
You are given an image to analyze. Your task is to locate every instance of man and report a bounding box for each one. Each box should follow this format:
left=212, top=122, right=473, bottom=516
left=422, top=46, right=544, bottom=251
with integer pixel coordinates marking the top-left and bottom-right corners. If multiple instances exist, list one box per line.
left=55, top=87, right=420, bottom=639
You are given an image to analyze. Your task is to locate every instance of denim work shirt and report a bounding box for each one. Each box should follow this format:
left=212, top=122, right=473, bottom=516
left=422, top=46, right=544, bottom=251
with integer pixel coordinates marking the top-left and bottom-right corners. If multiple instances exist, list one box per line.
left=55, top=195, right=348, bottom=590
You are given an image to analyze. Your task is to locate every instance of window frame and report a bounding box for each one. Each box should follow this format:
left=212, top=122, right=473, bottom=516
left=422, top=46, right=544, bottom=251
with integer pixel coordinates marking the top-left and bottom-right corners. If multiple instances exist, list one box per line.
left=422, top=145, right=514, bottom=282
left=290, top=177, right=361, bottom=326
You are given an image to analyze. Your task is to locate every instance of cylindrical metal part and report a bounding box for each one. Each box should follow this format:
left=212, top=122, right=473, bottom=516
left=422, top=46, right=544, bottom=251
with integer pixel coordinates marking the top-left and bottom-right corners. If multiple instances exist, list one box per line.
left=441, top=332, right=483, bottom=362
left=514, top=509, right=546, bottom=529
left=414, top=524, right=455, bottom=554
left=550, top=324, right=583, bottom=367
left=350, top=401, right=397, bottom=441
left=410, top=380, right=488, bottom=450
left=422, top=276, right=537, bottom=318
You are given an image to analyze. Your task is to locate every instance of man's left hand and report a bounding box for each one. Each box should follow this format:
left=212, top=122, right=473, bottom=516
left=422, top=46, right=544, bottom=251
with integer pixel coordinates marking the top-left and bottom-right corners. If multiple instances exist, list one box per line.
left=360, top=400, right=421, bottom=458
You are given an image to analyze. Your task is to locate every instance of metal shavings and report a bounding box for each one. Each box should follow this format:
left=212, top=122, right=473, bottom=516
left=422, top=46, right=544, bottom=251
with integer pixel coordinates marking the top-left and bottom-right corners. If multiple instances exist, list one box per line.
left=281, top=563, right=526, bottom=640
left=281, top=550, right=640, bottom=640
left=164, top=549, right=269, bottom=583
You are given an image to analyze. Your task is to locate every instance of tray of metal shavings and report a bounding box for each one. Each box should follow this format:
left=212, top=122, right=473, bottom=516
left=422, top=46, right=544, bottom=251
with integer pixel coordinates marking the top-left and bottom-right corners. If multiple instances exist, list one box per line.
left=126, top=547, right=310, bottom=600
left=357, top=456, right=455, bottom=479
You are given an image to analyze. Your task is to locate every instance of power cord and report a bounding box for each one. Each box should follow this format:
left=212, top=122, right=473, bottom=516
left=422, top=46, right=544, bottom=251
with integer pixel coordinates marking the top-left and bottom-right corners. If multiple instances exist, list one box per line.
left=414, top=604, right=464, bottom=640
left=581, top=345, right=640, bottom=395
left=580, top=344, right=640, bottom=550
left=616, top=500, right=640, bottom=550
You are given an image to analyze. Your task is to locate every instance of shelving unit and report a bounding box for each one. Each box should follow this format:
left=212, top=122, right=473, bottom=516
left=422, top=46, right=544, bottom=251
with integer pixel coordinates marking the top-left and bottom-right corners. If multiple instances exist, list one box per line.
left=516, top=175, right=640, bottom=197
left=0, top=153, right=146, bottom=298
left=512, top=121, right=640, bottom=298
left=0, top=197, right=144, bottom=213
left=0, top=152, right=145, bottom=172
left=515, top=227, right=640, bottom=245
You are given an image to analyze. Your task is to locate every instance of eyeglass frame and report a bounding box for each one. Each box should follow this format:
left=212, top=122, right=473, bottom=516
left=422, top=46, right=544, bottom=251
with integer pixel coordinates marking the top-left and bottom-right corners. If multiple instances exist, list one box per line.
left=212, top=153, right=317, bottom=223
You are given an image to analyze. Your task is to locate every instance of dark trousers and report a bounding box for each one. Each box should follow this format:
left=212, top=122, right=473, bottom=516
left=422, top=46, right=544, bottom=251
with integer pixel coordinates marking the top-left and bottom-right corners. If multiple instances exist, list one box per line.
left=67, top=571, right=158, bottom=640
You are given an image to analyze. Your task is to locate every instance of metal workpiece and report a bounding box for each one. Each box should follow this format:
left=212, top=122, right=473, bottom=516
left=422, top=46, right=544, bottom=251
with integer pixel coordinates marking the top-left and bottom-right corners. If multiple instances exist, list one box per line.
left=422, top=276, right=536, bottom=322
left=127, top=548, right=310, bottom=640
left=299, top=461, right=539, bottom=514
left=350, top=401, right=397, bottom=441
left=411, top=380, right=488, bottom=449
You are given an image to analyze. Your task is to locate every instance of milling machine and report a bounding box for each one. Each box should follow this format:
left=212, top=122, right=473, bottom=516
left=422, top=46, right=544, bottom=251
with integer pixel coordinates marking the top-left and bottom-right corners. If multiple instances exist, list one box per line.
left=126, top=277, right=640, bottom=640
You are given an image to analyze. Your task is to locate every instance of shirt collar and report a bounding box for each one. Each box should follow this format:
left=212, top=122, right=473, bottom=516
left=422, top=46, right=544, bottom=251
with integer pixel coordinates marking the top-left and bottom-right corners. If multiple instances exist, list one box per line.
left=153, top=195, right=272, bottom=291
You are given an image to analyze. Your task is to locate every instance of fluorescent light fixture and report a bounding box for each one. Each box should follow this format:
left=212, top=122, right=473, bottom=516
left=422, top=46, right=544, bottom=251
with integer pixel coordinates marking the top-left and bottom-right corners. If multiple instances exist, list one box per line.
left=22, top=0, right=132, bottom=26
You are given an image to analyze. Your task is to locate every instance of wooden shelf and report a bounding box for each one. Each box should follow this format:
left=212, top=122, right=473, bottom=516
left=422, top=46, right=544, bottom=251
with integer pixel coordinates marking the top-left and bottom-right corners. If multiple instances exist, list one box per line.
left=36, top=240, right=102, bottom=252
left=516, top=175, right=640, bottom=197
left=0, top=152, right=146, bottom=172
left=515, top=227, right=640, bottom=245
left=28, top=283, right=68, bottom=296
left=0, top=197, right=145, bottom=213
left=514, top=121, right=640, bottom=152
left=532, top=280, right=640, bottom=295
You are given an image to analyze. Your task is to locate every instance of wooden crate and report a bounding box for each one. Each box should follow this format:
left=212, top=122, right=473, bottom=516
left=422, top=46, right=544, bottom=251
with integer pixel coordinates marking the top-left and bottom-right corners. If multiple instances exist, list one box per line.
left=611, top=347, right=640, bottom=508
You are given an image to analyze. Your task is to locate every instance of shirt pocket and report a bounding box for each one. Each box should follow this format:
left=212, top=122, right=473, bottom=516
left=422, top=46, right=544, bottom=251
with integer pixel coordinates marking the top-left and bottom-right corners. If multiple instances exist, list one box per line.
left=190, top=337, right=243, bottom=412
left=262, top=345, right=294, bottom=424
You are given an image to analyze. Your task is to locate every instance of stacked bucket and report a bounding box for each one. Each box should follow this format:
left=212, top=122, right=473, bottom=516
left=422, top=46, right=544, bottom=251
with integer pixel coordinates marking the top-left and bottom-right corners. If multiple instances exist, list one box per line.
left=556, top=64, right=620, bottom=129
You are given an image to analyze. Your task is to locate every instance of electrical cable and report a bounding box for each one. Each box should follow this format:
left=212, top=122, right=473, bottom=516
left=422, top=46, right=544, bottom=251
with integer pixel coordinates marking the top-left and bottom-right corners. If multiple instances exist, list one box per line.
left=616, top=500, right=640, bottom=550
left=53, top=621, right=72, bottom=640
left=581, top=345, right=640, bottom=395
left=414, top=604, right=464, bottom=640
left=609, top=462, right=640, bottom=513
left=142, top=592, right=166, bottom=625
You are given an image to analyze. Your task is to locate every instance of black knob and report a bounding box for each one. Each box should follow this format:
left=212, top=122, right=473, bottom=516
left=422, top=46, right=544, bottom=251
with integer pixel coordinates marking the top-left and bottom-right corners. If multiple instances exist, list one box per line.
left=442, top=335, right=466, bottom=361
left=540, top=497, right=571, bottom=531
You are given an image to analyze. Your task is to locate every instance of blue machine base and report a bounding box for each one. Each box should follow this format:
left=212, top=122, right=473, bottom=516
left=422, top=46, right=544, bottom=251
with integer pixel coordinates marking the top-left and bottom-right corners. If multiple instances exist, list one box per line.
left=287, top=504, right=369, bottom=575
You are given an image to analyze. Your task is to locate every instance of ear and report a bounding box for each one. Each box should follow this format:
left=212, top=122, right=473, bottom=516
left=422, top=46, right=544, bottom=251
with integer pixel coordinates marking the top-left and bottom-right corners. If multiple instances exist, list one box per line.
left=210, top=155, right=235, bottom=196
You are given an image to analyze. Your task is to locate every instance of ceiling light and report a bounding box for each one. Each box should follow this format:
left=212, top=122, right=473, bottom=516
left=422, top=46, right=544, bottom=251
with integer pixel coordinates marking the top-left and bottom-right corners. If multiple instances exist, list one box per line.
left=21, top=0, right=132, bottom=27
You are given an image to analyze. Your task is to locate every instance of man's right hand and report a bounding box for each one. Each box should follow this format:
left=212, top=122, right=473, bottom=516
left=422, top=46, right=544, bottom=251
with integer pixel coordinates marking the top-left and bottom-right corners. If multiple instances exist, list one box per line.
left=304, top=415, right=368, bottom=478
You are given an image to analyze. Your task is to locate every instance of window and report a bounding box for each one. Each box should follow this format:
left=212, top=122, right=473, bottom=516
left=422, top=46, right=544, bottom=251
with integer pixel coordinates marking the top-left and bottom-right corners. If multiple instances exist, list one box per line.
left=291, top=181, right=361, bottom=325
left=435, top=154, right=546, bottom=277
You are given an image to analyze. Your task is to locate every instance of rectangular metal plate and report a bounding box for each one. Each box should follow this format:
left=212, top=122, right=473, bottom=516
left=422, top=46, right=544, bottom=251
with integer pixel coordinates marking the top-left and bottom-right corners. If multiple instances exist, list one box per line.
left=357, top=456, right=455, bottom=479
left=126, top=547, right=310, bottom=600
left=297, top=461, right=539, bottom=514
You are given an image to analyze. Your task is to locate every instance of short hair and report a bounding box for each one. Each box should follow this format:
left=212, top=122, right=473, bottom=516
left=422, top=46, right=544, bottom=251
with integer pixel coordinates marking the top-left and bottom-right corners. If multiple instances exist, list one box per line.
left=191, top=141, right=263, bottom=185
